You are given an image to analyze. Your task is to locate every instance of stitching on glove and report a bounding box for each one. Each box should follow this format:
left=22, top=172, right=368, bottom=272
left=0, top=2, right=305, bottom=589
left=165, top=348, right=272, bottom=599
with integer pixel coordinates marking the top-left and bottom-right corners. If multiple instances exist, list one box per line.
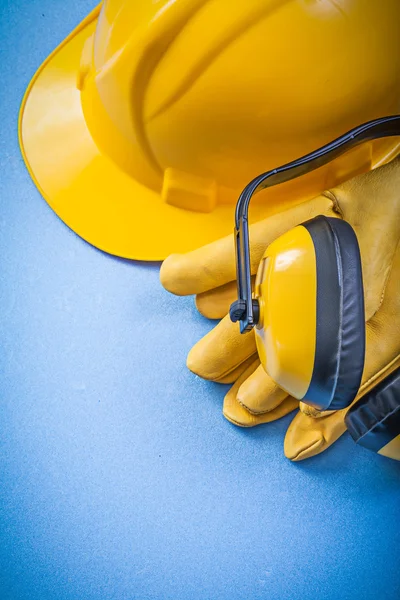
left=236, top=396, right=272, bottom=415
left=222, top=413, right=254, bottom=428
left=373, top=239, right=400, bottom=318
left=321, top=190, right=344, bottom=218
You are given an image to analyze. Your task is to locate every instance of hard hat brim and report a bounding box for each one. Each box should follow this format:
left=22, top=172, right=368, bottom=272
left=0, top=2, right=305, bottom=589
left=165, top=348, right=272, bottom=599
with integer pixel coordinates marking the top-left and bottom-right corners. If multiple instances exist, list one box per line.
left=18, top=5, right=282, bottom=261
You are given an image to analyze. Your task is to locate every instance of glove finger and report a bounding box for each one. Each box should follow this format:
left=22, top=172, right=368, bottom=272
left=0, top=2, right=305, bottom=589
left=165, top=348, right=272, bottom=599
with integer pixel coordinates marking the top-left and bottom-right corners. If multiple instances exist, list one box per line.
left=223, top=362, right=299, bottom=427
left=284, top=408, right=347, bottom=461
left=236, top=364, right=289, bottom=414
left=289, top=355, right=400, bottom=461
left=225, top=396, right=299, bottom=428
left=290, top=360, right=400, bottom=462
left=217, top=353, right=259, bottom=385
left=196, top=276, right=256, bottom=320
left=187, top=314, right=257, bottom=382
left=195, top=280, right=239, bottom=320
left=160, top=194, right=336, bottom=296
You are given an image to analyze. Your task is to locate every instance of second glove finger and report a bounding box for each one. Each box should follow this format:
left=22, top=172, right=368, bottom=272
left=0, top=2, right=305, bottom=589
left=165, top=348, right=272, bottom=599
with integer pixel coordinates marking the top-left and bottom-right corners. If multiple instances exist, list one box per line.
left=196, top=276, right=256, bottom=320
left=284, top=408, right=348, bottom=461
left=195, top=280, right=238, bottom=320
left=187, top=314, right=257, bottom=382
left=217, top=353, right=259, bottom=385
left=223, top=362, right=298, bottom=427
left=236, top=364, right=289, bottom=414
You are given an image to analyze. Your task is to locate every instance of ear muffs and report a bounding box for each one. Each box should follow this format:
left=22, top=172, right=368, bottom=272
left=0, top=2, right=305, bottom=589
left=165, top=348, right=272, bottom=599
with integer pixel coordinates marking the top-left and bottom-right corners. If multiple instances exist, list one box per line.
left=345, top=367, right=400, bottom=460
left=303, top=216, right=366, bottom=410
left=254, top=215, right=365, bottom=411
left=230, top=119, right=400, bottom=413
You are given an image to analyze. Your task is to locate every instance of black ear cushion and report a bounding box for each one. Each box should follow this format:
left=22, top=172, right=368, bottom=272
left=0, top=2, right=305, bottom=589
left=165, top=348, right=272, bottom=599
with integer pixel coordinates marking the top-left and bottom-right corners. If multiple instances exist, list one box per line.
left=302, top=216, right=365, bottom=411
left=325, top=216, right=365, bottom=408
left=345, top=367, right=400, bottom=453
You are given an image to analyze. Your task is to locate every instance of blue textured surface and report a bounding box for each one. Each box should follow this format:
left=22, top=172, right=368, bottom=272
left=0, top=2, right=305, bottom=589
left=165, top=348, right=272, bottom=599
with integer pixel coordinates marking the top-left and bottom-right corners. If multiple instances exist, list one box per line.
left=1, top=2, right=400, bottom=599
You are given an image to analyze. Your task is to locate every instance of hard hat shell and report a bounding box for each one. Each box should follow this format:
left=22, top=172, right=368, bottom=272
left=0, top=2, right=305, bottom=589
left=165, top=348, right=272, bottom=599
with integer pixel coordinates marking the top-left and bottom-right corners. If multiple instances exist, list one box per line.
left=19, top=0, right=400, bottom=260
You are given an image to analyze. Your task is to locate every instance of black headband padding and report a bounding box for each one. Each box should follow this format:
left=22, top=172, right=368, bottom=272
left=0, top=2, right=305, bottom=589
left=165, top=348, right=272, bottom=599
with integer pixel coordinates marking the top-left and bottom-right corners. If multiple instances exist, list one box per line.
left=302, top=216, right=365, bottom=410
left=345, top=367, right=400, bottom=452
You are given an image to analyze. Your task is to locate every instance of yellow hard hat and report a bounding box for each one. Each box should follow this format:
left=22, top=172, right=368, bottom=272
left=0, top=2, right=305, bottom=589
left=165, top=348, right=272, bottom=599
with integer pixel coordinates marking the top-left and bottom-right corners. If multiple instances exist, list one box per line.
left=19, top=0, right=400, bottom=260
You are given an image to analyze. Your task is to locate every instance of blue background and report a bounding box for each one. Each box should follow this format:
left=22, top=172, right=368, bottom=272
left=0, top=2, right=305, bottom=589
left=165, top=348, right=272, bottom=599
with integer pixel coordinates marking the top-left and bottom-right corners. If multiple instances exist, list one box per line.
left=1, top=1, right=399, bottom=599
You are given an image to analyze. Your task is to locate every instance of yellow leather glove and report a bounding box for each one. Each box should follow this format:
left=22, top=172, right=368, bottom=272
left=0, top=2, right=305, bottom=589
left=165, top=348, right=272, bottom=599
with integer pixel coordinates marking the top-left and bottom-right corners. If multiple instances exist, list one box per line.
left=160, top=158, right=400, bottom=459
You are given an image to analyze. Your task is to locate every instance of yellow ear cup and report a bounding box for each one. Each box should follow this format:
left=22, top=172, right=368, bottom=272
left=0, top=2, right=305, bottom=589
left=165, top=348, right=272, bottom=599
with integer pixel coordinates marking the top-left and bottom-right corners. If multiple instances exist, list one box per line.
left=254, top=215, right=365, bottom=411
left=254, top=224, right=317, bottom=400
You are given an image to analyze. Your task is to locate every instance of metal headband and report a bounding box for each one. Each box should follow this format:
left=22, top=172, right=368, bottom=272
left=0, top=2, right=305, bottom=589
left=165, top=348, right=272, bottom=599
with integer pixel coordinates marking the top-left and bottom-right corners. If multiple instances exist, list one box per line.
left=231, top=115, right=400, bottom=333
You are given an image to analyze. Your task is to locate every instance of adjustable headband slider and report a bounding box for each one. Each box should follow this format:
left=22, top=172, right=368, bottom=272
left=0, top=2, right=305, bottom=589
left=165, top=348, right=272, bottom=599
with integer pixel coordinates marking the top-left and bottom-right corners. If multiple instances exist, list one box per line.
left=229, top=299, right=260, bottom=327
left=229, top=299, right=247, bottom=322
